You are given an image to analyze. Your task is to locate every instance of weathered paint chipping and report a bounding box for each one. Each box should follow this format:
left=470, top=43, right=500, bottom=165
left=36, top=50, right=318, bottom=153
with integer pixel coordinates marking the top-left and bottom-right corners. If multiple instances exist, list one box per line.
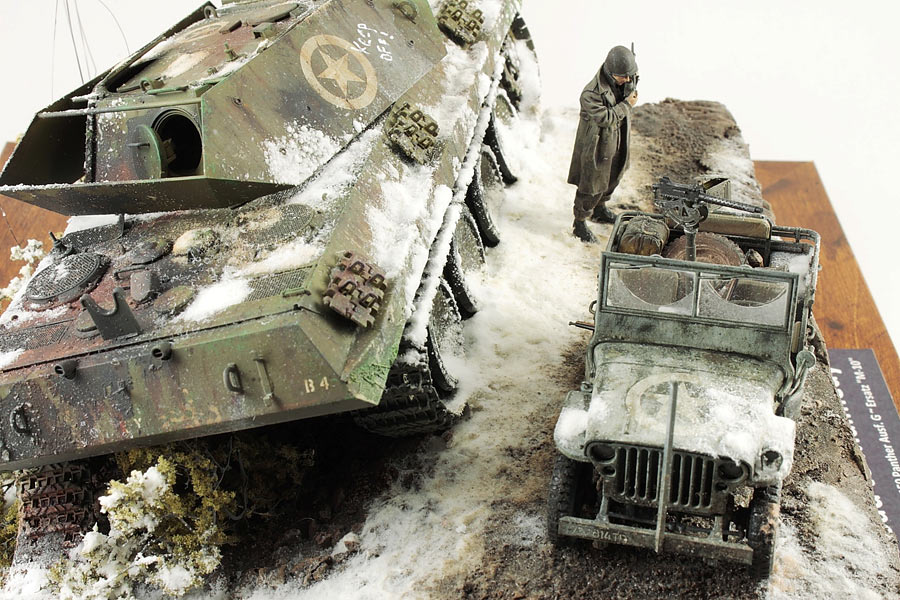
left=0, top=0, right=524, bottom=470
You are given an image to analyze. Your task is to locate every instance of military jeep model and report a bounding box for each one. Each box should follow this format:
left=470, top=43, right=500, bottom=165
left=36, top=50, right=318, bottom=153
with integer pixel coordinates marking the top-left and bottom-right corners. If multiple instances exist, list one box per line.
left=548, top=178, right=820, bottom=578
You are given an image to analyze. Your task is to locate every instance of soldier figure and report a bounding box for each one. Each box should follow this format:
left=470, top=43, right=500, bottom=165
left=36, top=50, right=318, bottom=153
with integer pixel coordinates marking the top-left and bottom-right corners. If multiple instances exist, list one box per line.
left=568, top=45, right=638, bottom=243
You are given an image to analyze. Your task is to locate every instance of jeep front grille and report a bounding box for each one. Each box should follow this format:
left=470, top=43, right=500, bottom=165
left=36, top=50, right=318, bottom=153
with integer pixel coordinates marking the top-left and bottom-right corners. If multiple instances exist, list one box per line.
left=604, top=445, right=727, bottom=514
left=614, top=445, right=661, bottom=504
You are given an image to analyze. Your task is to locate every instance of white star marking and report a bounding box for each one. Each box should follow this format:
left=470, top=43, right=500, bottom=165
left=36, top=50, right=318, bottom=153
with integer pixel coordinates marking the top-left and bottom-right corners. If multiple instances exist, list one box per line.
left=317, top=49, right=364, bottom=97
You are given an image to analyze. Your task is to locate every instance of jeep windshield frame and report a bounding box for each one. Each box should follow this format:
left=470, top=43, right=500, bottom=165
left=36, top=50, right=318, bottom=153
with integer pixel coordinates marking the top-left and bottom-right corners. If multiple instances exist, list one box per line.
left=600, top=253, right=798, bottom=332
left=587, top=239, right=815, bottom=385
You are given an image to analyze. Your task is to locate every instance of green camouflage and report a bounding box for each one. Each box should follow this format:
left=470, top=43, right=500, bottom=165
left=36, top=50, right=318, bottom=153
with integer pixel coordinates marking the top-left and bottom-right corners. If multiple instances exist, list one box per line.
left=0, top=0, right=532, bottom=470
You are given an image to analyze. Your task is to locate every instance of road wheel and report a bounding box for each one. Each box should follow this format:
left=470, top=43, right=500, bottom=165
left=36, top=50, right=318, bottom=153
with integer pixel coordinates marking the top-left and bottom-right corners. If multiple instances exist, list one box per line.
left=483, top=113, right=517, bottom=186
left=499, top=14, right=538, bottom=114
left=443, top=208, right=483, bottom=319
left=465, top=156, right=501, bottom=247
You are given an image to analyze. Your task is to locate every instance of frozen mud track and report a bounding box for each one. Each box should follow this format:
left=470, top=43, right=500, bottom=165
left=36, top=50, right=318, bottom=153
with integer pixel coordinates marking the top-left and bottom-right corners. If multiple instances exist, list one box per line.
left=5, top=102, right=896, bottom=599
left=256, top=102, right=898, bottom=600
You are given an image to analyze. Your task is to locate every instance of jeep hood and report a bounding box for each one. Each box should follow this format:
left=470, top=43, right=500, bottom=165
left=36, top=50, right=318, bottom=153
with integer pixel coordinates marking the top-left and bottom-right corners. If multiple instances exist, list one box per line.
left=555, top=343, right=794, bottom=484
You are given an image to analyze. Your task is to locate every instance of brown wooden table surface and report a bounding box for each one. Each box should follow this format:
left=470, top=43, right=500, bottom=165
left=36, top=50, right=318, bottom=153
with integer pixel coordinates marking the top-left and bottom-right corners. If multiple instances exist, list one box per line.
left=0, top=142, right=69, bottom=301
left=756, top=161, right=899, bottom=415
left=0, top=142, right=68, bottom=280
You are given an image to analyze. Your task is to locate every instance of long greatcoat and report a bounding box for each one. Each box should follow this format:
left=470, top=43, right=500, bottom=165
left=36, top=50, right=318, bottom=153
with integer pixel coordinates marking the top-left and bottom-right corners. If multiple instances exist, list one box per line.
left=567, top=68, right=632, bottom=196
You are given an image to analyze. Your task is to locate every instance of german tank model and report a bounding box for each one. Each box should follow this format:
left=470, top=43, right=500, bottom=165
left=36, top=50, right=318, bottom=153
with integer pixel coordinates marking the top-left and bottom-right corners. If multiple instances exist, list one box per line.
left=0, top=0, right=535, bottom=552
left=548, top=177, right=820, bottom=578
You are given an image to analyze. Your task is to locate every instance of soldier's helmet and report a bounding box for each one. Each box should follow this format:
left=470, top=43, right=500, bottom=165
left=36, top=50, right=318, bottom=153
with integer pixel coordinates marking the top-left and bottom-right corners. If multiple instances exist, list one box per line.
left=603, top=45, right=638, bottom=78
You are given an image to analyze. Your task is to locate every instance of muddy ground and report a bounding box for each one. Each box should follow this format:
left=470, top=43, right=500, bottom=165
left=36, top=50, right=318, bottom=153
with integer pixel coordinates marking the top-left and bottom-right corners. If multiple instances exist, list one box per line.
left=210, top=100, right=899, bottom=599
left=225, top=352, right=900, bottom=599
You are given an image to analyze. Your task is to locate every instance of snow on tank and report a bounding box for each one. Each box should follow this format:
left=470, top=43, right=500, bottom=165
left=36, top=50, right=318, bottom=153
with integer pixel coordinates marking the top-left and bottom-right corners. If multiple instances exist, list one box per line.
left=0, top=7, right=539, bottom=581
left=0, top=0, right=447, bottom=214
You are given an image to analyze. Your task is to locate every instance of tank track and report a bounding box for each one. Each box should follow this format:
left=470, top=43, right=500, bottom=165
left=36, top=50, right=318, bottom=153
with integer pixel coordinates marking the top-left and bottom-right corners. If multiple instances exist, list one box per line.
left=16, top=462, right=97, bottom=546
left=353, top=354, right=460, bottom=437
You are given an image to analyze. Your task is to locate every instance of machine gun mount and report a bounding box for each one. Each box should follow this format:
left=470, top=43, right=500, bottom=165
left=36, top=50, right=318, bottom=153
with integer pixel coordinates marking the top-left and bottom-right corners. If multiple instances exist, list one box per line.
left=651, top=176, right=764, bottom=261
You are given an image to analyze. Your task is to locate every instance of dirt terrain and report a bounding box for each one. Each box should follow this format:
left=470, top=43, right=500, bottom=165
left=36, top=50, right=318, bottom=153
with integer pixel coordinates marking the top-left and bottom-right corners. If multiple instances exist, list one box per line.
left=210, top=100, right=900, bottom=599
left=5, top=100, right=896, bottom=600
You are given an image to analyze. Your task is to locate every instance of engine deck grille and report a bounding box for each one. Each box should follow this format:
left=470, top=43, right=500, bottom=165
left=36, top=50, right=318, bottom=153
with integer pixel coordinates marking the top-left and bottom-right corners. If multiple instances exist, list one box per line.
left=247, top=267, right=312, bottom=301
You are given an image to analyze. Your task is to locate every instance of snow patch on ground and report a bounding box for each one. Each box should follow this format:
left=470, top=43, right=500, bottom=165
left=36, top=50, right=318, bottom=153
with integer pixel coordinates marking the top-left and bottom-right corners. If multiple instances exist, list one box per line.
left=702, top=136, right=765, bottom=212
left=503, top=512, right=545, bottom=548
left=0, top=565, right=51, bottom=599
left=767, top=481, right=895, bottom=599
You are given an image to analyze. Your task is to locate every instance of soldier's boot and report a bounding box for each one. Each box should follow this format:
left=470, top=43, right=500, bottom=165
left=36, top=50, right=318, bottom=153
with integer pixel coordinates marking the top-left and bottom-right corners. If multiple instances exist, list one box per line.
left=589, top=201, right=617, bottom=224
left=572, top=219, right=598, bottom=244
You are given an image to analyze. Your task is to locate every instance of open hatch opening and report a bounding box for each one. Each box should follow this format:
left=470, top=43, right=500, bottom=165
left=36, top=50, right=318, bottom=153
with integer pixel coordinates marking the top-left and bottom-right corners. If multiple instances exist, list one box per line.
left=153, top=110, right=203, bottom=177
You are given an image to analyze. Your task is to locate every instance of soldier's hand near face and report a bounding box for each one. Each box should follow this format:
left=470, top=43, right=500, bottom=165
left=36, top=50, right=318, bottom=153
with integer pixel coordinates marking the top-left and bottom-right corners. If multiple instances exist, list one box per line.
left=627, top=89, right=638, bottom=107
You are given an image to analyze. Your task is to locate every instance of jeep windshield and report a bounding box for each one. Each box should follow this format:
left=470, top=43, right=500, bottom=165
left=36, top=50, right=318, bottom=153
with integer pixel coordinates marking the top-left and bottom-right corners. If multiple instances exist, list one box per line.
left=601, top=255, right=797, bottom=330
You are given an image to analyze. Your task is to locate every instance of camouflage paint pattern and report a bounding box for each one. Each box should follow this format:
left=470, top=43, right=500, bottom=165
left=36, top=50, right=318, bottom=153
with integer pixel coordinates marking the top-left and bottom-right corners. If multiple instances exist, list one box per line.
left=0, top=0, right=526, bottom=470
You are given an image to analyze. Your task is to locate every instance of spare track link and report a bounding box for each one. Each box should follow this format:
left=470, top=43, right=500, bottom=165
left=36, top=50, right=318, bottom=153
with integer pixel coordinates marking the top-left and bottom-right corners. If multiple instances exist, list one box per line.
left=323, top=251, right=387, bottom=328
left=354, top=359, right=459, bottom=437
left=16, top=462, right=96, bottom=545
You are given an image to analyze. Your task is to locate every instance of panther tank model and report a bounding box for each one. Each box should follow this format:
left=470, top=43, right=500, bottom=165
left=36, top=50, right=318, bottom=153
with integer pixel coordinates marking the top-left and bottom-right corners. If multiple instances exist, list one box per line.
left=0, top=0, right=535, bottom=548
left=548, top=178, right=820, bottom=578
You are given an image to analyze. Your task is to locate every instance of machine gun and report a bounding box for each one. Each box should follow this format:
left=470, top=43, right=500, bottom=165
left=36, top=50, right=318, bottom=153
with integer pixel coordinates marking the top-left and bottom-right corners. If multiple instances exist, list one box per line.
left=651, top=176, right=762, bottom=261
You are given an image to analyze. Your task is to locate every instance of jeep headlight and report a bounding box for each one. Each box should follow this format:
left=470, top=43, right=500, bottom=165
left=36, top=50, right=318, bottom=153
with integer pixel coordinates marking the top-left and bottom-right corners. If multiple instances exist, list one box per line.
left=588, top=443, right=616, bottom=464
left=717, top=460, right=748, bottom=485
left=760, top=449, right=783, bottom=471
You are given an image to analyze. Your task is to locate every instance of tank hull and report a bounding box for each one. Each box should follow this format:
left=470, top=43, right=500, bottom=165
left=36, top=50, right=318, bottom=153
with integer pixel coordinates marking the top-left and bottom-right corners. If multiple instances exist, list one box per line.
left=0, top=0, right=533, bottom=470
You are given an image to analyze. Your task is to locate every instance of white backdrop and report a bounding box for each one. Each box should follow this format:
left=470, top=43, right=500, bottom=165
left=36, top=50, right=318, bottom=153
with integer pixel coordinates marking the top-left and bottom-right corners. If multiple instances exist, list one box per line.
left=1, top=0, right=898, bottom=353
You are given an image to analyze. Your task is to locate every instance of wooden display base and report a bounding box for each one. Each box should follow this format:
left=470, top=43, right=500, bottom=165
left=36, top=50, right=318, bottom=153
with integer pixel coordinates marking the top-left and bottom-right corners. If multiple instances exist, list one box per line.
left=0, top=142, right=68, bottom=303
left=755, top=161, right=900, bottom=415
